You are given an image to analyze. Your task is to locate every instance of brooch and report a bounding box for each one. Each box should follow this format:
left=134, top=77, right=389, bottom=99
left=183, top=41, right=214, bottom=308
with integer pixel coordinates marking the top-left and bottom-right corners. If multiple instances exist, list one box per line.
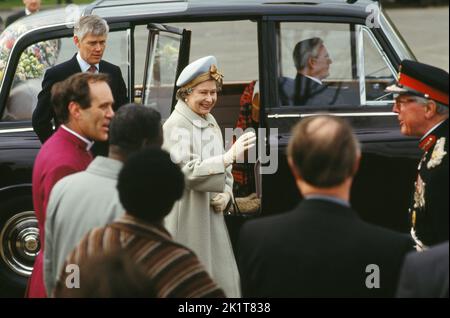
left=427, top=137, right=447, bottom=169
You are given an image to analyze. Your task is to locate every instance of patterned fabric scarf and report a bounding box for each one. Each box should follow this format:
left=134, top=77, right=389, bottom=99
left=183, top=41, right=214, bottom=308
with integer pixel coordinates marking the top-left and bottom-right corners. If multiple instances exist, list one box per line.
left=232, top=80, right=258, bottom=196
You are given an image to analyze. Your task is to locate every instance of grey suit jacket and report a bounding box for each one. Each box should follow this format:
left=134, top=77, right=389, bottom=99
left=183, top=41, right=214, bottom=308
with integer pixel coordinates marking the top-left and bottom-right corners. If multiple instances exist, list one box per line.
left=44, top=156, right=124, bottom=295
left=396, top=241, right=449, bottom=298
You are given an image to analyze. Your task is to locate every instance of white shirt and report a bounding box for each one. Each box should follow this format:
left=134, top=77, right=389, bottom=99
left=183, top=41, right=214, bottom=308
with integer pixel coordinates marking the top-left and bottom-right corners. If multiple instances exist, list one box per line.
left=61, top=124, right=94, bottom=151
left=76, top=53, right=99, bottom=73
left=304, top=74, right=323, bottom=85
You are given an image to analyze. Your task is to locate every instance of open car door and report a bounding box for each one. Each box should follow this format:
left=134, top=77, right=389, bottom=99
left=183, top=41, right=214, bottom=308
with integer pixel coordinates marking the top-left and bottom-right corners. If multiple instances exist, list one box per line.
left=142, top=23, right=191, bottom=121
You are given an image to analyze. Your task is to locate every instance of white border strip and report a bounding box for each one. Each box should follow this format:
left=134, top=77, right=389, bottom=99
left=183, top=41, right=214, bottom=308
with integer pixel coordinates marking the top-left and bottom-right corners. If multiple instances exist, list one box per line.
left=267, top=112, right=396, bottom=119
left=0, top=127, right=34, bottom=134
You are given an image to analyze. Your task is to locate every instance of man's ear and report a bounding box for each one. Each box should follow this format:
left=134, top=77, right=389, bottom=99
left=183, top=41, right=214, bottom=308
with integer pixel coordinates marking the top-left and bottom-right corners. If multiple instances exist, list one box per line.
left=424, top=100, right=437, bottom=120
left=307, top=56, right=316, bottom=69
left=73, top=35, right=81, bottom=48
left=68, top=101, right=81, bottom=120
left=287, top=156, right=302, bottom=182
left=353, top=151, right=362, bottom=176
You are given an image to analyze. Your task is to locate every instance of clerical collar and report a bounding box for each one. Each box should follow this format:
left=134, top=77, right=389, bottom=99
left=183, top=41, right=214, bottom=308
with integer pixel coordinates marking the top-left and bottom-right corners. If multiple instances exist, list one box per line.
left=304, top=75, right=323, bottom=85
left=76, top=53, right=99, bottom=73
left=61, top=125, right=94, bottom=151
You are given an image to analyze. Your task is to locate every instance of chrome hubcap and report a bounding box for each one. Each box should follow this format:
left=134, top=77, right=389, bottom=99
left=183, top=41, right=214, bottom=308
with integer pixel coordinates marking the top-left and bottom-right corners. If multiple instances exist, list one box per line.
left=0, top=211, right=39, bottom=277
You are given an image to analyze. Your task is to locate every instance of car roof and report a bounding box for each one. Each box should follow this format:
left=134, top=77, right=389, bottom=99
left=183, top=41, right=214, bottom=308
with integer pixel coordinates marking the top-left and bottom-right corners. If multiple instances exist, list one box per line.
left=17, top=0, right=380, bottom=29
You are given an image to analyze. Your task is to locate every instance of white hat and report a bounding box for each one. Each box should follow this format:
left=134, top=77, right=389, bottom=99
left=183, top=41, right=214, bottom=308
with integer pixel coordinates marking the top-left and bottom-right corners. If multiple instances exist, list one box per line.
left=176, top=56, right=223, bottom=88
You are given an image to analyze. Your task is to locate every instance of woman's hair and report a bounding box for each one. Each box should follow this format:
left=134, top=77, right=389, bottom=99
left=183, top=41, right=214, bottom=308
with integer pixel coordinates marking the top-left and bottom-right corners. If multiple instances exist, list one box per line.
left=176, top=79, right=222, bottom=100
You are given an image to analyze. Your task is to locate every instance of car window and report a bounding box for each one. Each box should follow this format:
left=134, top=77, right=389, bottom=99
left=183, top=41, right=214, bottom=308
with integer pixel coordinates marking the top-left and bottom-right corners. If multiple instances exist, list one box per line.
left=276, top=22, right=395, bottom=109
left=362, top=27, right=396, bottom=105
left=1, top=30, right=129, bottom=122
left=142, top=26, right=183, bottom=121
left=277, top=22, right=359, bottom=108
left=2, top=37, right=72, bottom=122
left=134, top=25, right=147, bottom=94
left=171, top=21, right=258, bottom=82
left=141, top=20, right=259, bottom=132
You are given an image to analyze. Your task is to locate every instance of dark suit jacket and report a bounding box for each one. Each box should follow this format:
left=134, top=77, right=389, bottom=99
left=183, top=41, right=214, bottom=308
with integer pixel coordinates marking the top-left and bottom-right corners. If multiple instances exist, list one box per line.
left=32, top=54, right=127, bottom=155
left=5, top=10, right=26, bottom=27
left=411, top=119, right=449, bottom=246
left=279, top=74, right=358, bottom=106
left=238, top=199, right=414, bottom=297
left=396, top=241, right=449, bottom=298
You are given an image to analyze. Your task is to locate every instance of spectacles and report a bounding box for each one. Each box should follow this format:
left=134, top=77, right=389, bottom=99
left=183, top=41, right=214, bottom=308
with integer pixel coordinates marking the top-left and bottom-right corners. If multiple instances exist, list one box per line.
left=394, top=97, right=423, bottom=108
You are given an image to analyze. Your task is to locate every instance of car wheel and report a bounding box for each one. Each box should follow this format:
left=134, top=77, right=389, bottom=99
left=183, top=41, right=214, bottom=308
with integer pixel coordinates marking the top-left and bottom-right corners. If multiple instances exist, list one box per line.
left=0, top=195, right=39, bottom=297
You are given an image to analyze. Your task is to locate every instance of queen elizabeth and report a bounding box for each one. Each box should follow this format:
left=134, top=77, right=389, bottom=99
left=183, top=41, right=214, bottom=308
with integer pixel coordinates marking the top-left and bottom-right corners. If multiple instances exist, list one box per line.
left=163, top=56, right=255, bottom=297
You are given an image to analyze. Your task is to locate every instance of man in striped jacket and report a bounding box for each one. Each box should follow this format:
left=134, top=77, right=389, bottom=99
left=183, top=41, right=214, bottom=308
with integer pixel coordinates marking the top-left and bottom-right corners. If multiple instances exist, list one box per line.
left=53, top=149, right=225, bottom=298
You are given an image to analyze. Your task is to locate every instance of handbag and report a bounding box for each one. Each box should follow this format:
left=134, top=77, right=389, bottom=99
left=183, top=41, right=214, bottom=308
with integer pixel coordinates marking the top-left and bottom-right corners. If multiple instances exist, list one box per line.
left=226, top=193, right=261, bottom=217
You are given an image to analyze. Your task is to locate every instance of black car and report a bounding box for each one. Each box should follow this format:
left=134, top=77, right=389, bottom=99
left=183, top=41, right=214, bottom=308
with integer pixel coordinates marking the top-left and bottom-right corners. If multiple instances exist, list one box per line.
left=0, top=0, right=422, bottom=296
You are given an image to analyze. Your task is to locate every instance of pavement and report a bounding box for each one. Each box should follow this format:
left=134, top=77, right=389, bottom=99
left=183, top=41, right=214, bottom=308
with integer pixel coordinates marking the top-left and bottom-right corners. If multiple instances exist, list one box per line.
left=386, top=7, right=449, bottom=71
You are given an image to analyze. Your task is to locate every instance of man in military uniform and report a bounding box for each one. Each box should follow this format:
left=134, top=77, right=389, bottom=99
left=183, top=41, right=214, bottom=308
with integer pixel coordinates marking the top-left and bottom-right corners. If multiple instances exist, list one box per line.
left=387, top=60, right=449, bottom=251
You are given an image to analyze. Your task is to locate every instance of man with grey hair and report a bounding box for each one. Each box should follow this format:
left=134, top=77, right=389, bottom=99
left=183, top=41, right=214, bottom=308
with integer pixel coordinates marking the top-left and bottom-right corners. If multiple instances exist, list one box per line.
left=280, top=37, right=334, bottom=106
left=293, top=37, right=331, bottom=83
left=292, top=38, right=332, bottom=105
left=387, top=60, right=449, bottom=250
left=33, top=15, right=127, bottom=155
left=238, top=115, right=413, bottom=297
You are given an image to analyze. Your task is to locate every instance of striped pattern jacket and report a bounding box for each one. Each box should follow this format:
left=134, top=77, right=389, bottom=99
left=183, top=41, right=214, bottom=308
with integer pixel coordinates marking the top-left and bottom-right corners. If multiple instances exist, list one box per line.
left=54, top=214, right=226, bottom=298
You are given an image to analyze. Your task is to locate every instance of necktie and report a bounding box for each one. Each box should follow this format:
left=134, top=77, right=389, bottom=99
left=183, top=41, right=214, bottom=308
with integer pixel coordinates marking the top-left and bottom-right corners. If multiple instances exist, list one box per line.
left=87, top=65, right=97, bottom=73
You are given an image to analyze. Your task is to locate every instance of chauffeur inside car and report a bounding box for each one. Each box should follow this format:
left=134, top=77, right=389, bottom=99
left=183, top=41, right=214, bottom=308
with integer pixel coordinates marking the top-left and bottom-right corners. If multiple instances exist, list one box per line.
left=279, top=37, right=357, bottom=106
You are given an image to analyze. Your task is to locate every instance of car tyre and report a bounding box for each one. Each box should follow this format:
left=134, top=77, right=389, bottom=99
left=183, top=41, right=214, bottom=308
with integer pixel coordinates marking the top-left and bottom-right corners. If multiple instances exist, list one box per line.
left=0, top=195, right=38, bottom=297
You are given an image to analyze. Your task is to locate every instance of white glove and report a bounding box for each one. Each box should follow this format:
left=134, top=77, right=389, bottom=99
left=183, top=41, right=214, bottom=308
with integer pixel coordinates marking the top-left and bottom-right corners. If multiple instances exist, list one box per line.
left=211, top=192, right=231, bottom=213
left=223, top=132, right=256, bottom=166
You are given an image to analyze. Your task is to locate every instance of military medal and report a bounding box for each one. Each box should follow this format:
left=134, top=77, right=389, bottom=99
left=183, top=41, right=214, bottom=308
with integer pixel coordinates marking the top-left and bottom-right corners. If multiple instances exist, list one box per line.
left=418, top=153, right=427, bottom=170
left=413, top=175, right=426, bottom=209
left=427, top=137, right=447, bottom=169
left=410, top=227, right=427, bottom=252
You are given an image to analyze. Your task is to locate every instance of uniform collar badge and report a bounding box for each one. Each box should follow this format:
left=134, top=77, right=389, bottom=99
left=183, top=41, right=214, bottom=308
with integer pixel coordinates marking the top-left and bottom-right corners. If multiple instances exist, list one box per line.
left=419, top=134, right=436, bottom=152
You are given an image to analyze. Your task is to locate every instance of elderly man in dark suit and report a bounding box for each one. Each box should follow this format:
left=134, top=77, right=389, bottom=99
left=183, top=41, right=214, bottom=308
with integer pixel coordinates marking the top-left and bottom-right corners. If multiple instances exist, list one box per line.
left=387, top=60, right=449, bottom=251
left=396, top=241, right=449, bottom=298
left=32, top=15, right=127, bottom=156
left=238, top=115, right=414, bottom=297
left=279, top=37, right=357, bottom=106
left=5, top=0, right=41, bottom=27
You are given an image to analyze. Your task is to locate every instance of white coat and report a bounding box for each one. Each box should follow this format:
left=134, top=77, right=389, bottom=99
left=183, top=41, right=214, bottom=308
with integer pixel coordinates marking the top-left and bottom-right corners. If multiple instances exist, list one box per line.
left=163, top=100, right=241, bottom=297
